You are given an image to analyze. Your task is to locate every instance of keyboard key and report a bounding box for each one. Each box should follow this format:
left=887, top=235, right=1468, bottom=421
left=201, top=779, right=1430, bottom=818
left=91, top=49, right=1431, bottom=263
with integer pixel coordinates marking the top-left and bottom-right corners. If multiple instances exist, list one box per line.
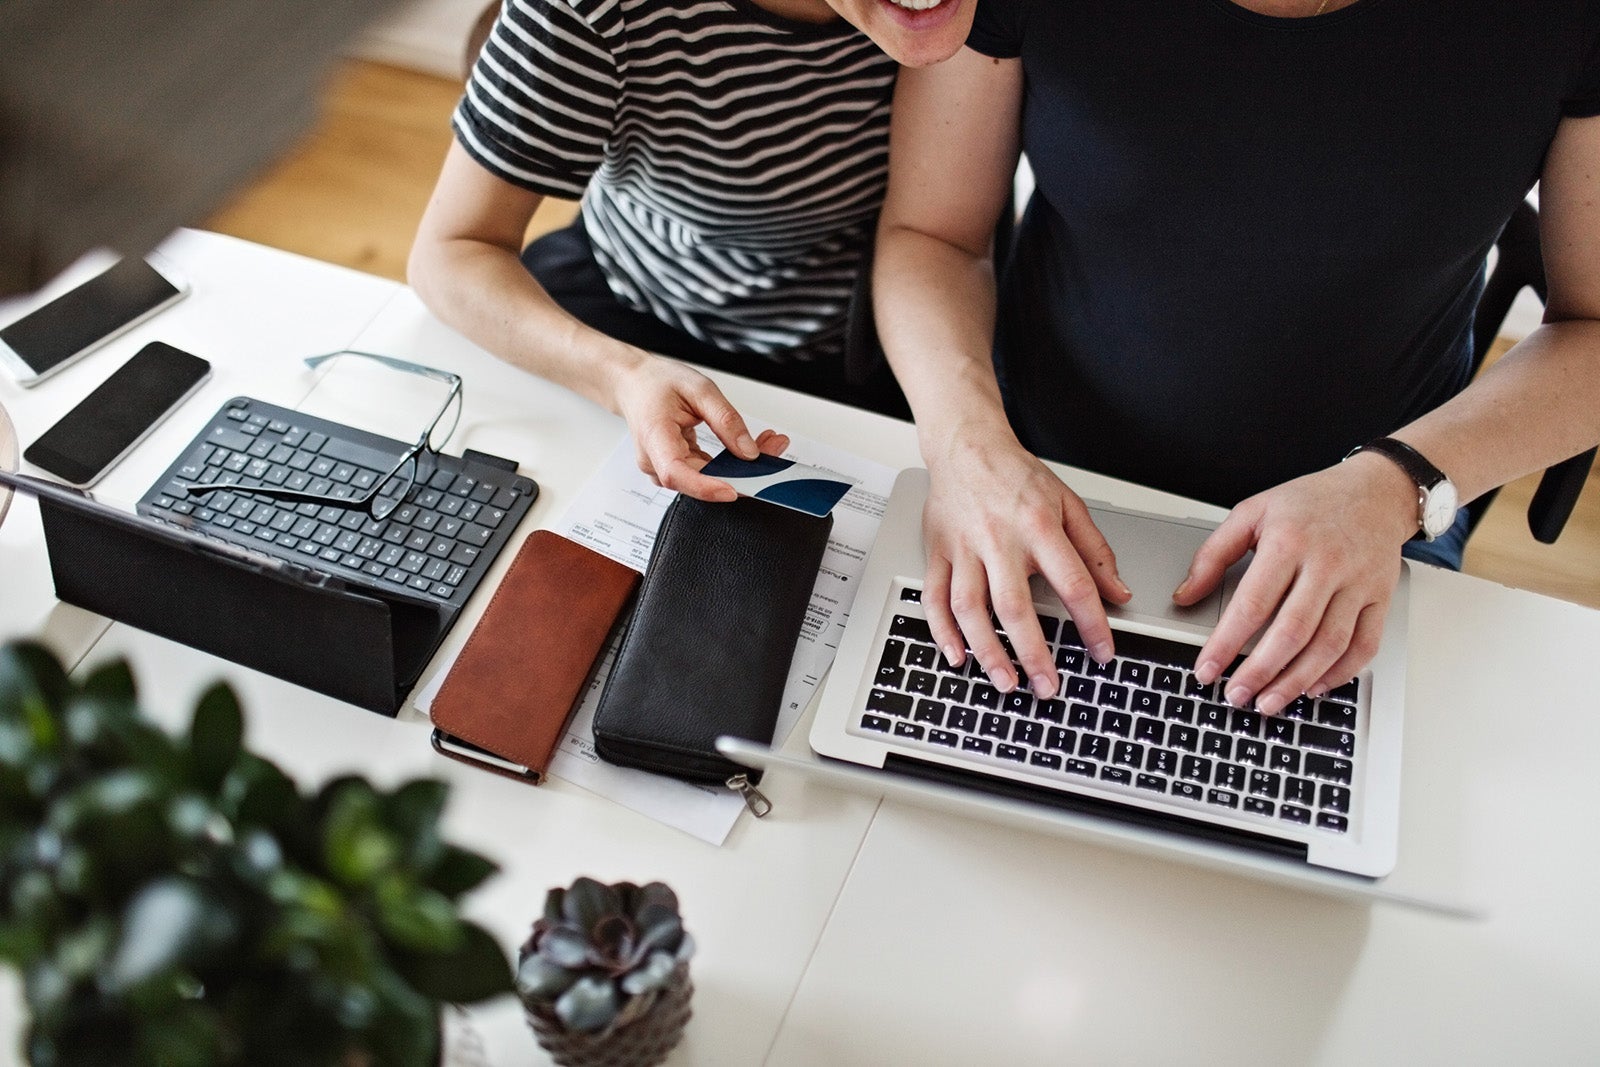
left=906, top=670, right=938, bottom=696
left=1198, top=703, right=1228, bottom=731
left=937, top=676, right=969, bottom=703
left=1316, top=701, right=1358, bottom=730
left=1230, top=709, right=1262, bottom=737
left=1183, top=674, right=1216, bottom=700
left=1119, top=661, right=1150, bottom=687
left=1281, top=695, right=1315, bottom=721
left=1097, top=682, right=1129, bottom=709
left=878, top=639, right=906, bottom=670
left=1100, top=710, right=1132, bottom=737
left=1152, top=667, right=1183, bottom=694
left=1235, top=739, right=1268, bottom=767
left=1263, top=717, right=1296, bottom=744
left=1030, top=750, right=1062, bottom=771
left=1145, top=748, right=1177, bottom=776
left=1243, top=797, right=1275, bottom=817
left=1327, top=678, right=1361, bottom=704
left=1200, top=731, right=1233, bottom=760
left=1012, top=719, right=1043, bottom=747
left=961, top=737, right=993, bottom=756
left=1064, top=676, right=1097, bottom=702
left=1207, top=789, right=1240, bottom=809
left=948, top=708, right=978, bottom=732
left=1085, top=658, right=1116, bottom=680
left=1044, top=727, right=1077, bottom=753
left=1056, top=646, right=1085, bottom=674
left=1279, top=805, right=1312, bottom=825
left=1214, top=763, right=1247, bottom=791
left=1172, top=780, right=1203, bottom=801
left=1167, top=725, right=1199, bottom=752
left=1304, top=753, right=1353, bottom=784
left=1133, top=717, right=1165, bottom=745
left=1248, top=769, right=1281, bottom=798
left=890, top=615, right=934, bottom=643
left=1269, top=746, right=1301, bottom=775
left=1002, top=691, right=1034, bottom=717
left=1135, top=774, right=1168, bottom=793
left=1285, top=776, right=1316, bottom=806
left=860, top=714, right=891, bottom=733
left=1099, top=766, right=1132, bottom=786
left=866, top=689, right=913, bottom=718
left=1162, top=696, right=1196, bottom=722
left=906, top=643, right=939, bottom=670
left=1064, top=759, right=1096, bottom=778
left=1067, top=703, right=1098, bottom=730
left=914, top=699, right=945, bottom=726
left=928, top=729, right=959, bottom=748
left=1298, top=723, right=1356, bottom=758
left=1112, top=741, right=1143, bottom=768
left=1130, top=689, right=1162, bottom=716
left=979, top=713, right=1012, bottom=740
left=996, top=743, right=1027, bottom=763
left=1318, top=784, right=1351, bottom=813
left=1034, top=698, right=1066, bottom=724
left=893, top=722, right=924, bottom=741
left=1078, top=735, right=1111, bottom=762
left=1316, top=813, right=1350, bottom=833
left=1179, top=755, right=1212, bottom=783
left=971, top=684, right=1001, bottom=710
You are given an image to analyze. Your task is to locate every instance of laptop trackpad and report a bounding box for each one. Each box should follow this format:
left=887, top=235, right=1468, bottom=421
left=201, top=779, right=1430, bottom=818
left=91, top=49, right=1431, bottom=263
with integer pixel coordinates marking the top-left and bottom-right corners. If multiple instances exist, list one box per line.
left=1087, top=506, right=1224, bottom=632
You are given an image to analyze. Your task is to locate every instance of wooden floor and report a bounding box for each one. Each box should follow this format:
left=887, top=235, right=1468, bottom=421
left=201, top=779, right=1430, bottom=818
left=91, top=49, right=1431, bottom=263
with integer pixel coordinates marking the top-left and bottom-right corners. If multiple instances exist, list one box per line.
left=205, top=60, right=1600, bottom=612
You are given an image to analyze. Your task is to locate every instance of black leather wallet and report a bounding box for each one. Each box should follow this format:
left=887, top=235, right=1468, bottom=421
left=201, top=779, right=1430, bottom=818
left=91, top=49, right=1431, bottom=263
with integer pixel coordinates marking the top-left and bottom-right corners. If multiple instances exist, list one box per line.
left=592, top=494, right=832, bottom=785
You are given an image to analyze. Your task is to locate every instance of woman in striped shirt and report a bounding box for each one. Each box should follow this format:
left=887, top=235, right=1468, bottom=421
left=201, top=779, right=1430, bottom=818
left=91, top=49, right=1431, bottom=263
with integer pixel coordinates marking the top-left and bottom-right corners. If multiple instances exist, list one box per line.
left=409, top=0, right=973, bottom=500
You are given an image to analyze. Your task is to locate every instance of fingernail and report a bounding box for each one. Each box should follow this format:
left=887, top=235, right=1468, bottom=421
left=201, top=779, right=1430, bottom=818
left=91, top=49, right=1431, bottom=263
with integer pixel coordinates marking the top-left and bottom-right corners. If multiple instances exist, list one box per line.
left=1195, top=659, right=1219, bottom=685
left=737, top=433, right=758, bottom=457
left=1115, top=576, right=1132, bottom=598
left=992, top=667, right=1016, bottom=692
left=943, top=645, right=963, bottom=668
left=1226, top=684, right=1251, bottom=707
left=1031, top=673, right=1057, bottom=699
left=1174, top=576, right=1191, bottom=599
left=1092, top=642, right=1113, bottom=664
left=1308, top=683, right=1329, bottom=698
left=1256, top=693, right=1284, bottom=716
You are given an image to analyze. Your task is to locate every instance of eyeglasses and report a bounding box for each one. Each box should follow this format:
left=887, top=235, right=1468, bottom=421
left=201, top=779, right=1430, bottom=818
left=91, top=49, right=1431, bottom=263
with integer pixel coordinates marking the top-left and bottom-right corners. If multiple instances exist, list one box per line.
left=185, top=350, right=463, bottom=521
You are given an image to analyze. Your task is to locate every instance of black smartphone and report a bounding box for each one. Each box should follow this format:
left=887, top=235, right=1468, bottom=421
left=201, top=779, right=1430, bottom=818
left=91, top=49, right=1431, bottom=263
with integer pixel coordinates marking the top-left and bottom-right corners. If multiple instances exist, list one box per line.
left=24, top=342, right=212, bottom=487
left=0, top=255, right=189, bottom=386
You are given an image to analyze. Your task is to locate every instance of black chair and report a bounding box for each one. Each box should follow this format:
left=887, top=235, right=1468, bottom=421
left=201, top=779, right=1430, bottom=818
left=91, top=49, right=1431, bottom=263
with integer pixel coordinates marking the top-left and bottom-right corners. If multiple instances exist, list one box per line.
left=1466, top=199, right=1596, bottom=544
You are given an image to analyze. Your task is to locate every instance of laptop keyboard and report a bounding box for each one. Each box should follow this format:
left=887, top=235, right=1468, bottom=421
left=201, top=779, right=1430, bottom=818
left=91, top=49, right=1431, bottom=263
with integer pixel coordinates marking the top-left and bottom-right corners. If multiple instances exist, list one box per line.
left=854, top=583, right=1363, bottom=837
left=137, top=397, right=536, bottom=608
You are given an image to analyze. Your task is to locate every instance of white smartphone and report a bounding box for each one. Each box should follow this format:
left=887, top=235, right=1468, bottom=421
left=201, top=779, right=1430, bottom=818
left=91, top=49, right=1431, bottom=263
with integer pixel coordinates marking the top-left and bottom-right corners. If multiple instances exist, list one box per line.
left=23, top=342, right=212, bottom=487
left=0, top=254, right=190, bottom=387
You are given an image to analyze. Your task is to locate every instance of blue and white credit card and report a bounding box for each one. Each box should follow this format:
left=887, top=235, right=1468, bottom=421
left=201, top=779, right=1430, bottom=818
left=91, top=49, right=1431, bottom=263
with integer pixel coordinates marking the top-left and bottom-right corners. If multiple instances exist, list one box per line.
left=699, top=450, right=856, bottom=517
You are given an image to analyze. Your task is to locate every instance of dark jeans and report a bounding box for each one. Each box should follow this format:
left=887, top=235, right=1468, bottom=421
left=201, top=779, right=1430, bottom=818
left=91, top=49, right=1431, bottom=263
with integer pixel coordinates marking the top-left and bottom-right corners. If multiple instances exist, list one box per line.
left=519, top=220, right=911, bottom=420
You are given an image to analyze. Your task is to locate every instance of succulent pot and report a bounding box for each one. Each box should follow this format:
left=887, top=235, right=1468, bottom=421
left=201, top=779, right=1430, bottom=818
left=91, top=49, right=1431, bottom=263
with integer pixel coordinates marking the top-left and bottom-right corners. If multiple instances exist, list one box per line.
left=523, top=962, right=693, bottom=1067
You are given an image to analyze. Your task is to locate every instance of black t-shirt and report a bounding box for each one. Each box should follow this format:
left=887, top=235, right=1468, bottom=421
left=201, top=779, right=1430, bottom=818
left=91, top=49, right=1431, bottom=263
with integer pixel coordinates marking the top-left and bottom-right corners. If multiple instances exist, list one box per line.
left=967, top=0, right=1600, bottom=507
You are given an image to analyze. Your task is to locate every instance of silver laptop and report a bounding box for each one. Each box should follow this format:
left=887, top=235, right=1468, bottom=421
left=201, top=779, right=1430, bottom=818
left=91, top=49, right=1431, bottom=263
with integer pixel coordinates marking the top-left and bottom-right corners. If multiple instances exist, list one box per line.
left=720, top=467, right=1458, bottom=911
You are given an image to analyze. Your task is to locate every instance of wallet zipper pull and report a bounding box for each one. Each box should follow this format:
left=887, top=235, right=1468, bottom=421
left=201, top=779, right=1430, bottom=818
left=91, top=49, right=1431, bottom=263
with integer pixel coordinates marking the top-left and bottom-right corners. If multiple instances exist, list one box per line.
left=726, top=774, right=772, bottom=818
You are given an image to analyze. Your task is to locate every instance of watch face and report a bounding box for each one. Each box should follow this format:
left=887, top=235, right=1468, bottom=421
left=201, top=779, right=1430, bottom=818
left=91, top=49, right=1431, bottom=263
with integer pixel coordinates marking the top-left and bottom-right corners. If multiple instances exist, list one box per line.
left=1422, top=481, right=1459, bottom=539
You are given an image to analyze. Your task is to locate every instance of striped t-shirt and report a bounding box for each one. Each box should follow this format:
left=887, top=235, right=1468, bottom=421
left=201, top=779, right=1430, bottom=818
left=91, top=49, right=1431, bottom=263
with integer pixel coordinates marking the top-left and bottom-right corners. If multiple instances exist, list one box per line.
left=454, top=0, right=898, bottom=362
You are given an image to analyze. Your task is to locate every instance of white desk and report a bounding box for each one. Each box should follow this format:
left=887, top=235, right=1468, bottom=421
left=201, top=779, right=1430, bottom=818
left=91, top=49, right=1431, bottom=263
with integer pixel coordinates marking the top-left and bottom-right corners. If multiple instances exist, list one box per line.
left=4, top=231, right=1599, bottom=1064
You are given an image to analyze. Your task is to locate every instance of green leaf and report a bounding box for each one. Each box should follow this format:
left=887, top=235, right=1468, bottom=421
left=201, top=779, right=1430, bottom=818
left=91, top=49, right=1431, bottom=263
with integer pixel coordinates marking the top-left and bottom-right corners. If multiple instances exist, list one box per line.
left=104, top=877, right=237, bottom=991
left=385, top=778, right=448, bottom=867
left=374, top=875, right=464, bottom=954
left=322, top=782, right=399, bottom=888
left=79, top=658, right=137, bottom=705
left=395, top=920, right=512, bottom=1004
left=222, top=754, right=300, bottom=832
left=188, top=684, right=244, bottom=790
left=423, top=844, right=498, bottom=899
left=0, top=641, right=70, bottom=719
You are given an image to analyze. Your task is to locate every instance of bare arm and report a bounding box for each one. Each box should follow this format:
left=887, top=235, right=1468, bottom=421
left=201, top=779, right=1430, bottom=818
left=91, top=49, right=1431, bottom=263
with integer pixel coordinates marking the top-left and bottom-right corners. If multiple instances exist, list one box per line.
left=874, top=49, right=1130, bottom=700
left=408, top=142, right=783, bottom=500
left=1181, top=113, right=1600, bottom=714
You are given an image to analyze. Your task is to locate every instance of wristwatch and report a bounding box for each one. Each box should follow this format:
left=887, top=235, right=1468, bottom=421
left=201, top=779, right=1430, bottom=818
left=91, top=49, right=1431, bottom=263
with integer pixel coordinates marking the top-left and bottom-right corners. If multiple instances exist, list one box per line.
left=1344, top=436, right=1459, bottom=541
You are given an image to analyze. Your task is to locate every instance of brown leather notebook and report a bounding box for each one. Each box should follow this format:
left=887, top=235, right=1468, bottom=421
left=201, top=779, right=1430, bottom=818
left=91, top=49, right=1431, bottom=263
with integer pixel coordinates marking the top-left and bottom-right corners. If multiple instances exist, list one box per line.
left=430, top=530, right=639, bottom=783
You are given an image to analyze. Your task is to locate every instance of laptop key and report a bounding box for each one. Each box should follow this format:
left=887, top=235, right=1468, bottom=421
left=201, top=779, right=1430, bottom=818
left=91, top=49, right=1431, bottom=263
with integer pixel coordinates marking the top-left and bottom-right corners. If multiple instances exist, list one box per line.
left=866, top=689, right=913, bottom=718
left=1304, top=753, right=1353, bottom=784
left=1030, top=750, right=1062, bottom=770
left=1298, top=723, right=1356, bottom=757
left=860, top=714, right=891, bottom=733
left=1208, top=789, right=1240, bottom=809
left=890, top=614, right=934, bottom=643
left=1316, top=813, right=1350, bottom=833
left=1012, top=719, right=1043, bottom=746
left=914, top=700, right=946, bottom=726
left=1172, top=780, right=1203, bottom=801
left=893, top=722, right=924, bottom=741
left=979, top=713, right=1011, bottom=740
left=1099, top=766, right=1132, bottom=786
left=947, top=707, right=978, bottom=732
left=1316, top=701, right=1358, bottom=730
left=1318, top=784, right=1351, bottom=812
left=1064, top=759, right=1096, bottom=778
left=906, top=670, right=938, bottom=696
left=1135, top=774, right=1167, bottom=793
left=996, top=744, right=1026, bottom=763
left=1243, top=797, right=1275, bottom=817
left=1280, top=805, right=1312, bottom=825
left=928, top=729, right=959, bottom=748
left=1044, top=727, right=1077, bottom=753
left=879, top=636, right=907, bottom=669
left=961, top=737, right=993, bottom=755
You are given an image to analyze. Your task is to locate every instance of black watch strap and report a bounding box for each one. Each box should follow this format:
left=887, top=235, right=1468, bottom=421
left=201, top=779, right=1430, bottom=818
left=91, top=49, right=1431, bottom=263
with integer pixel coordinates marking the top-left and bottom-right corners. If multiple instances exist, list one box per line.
left=1344, top=436, right=1446, bottom=491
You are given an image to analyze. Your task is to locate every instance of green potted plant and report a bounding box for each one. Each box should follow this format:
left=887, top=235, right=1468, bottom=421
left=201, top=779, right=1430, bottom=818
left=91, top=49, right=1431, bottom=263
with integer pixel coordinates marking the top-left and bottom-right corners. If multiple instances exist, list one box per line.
left=515, top=877, right=695, bottom=1067
left=0, top=640, right=513, bottom=1066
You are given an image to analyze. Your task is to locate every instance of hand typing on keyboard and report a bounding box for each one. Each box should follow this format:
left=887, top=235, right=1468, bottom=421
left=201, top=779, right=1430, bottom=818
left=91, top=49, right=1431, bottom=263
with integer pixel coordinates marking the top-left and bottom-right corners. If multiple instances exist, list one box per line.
left=918, top=426, right=1411, bottom=716
left=1173, top=455, right=1415, bottom=715
left=919, top=428, right=1130, bottom=699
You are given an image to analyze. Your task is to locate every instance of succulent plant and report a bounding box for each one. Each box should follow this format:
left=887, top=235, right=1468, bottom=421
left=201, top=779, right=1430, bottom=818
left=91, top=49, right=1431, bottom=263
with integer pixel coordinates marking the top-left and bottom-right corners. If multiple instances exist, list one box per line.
left=0, top=640, right=514, bottom=1067
left=516, top=877, right=695, bottom=1035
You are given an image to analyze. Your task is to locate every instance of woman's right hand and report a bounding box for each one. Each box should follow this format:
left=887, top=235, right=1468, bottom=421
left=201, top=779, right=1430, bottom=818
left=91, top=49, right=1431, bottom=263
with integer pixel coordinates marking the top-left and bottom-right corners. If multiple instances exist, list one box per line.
left=920, top=429, right=1130, bottom=699
left=607, top=351, right=789, bottom=501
